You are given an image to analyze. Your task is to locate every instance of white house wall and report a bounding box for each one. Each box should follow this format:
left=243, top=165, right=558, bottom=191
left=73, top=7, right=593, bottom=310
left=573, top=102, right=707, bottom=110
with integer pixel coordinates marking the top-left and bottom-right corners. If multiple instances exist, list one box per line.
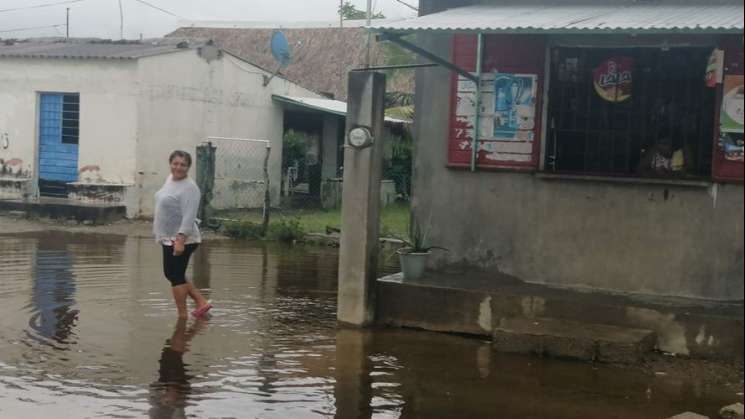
left=135, top=49, right=323, bottom=217
left=0, top=58, right=139, bottom=192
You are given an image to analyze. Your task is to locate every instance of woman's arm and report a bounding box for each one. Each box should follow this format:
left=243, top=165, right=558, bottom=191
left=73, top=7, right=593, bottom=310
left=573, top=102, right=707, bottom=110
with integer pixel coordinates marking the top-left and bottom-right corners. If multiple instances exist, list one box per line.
left=173, top=233, right=187, bottom=256
left=174, top=184, right=201, bottom=255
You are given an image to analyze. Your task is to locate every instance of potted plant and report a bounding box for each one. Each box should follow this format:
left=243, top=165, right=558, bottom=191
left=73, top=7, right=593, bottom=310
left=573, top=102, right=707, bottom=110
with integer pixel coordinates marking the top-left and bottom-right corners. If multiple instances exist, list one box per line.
left=396, top=218, right=446, bottom=281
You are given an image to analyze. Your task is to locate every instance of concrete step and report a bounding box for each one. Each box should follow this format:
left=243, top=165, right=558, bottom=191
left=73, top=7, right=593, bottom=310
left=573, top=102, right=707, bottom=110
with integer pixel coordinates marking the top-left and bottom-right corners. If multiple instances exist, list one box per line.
left=492, top=317, right=657, bottom=364
left=377, top=273, right=744, bottom=360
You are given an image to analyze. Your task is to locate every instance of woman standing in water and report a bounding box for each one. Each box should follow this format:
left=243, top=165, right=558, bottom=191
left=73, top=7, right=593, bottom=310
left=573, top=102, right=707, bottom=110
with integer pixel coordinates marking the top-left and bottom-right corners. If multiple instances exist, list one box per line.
left=154, top=150, right=212, bottom=318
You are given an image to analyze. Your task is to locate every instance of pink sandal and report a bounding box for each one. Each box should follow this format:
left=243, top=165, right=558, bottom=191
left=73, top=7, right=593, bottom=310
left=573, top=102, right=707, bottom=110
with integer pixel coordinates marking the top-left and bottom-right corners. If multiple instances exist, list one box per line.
left=191, top=304, right=213, bottom=317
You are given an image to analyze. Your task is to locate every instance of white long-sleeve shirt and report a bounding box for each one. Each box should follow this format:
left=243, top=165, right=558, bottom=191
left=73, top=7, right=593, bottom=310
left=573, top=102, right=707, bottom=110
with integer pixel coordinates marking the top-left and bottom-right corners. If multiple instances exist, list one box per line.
left=153, top=175, right=202, bottom=245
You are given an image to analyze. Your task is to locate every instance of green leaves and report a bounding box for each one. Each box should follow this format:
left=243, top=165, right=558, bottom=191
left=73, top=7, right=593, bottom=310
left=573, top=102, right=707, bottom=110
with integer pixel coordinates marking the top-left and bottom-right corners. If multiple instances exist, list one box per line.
left=223, top=218, right=305, bottom=243
left=338, top=1, right=385, bottom=20
left=397, top=216, right=447, bottom=253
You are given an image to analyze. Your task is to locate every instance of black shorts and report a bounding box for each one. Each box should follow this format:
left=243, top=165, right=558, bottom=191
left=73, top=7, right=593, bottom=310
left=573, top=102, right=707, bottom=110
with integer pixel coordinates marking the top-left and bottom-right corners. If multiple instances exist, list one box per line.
left=161, top=243, right=199, bottom=286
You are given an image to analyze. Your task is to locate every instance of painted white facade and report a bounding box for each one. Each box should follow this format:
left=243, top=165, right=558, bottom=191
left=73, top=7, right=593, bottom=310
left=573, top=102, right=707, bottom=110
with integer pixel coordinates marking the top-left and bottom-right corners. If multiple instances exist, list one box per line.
left=0, top=58, right=139, bottom=192
left=0, top=46, right=322, bottom=217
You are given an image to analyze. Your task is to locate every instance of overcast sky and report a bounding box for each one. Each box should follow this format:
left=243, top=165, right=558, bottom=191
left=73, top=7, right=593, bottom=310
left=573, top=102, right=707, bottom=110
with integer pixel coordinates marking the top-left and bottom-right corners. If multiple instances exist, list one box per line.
left=0, top=0, right=418, bottom=39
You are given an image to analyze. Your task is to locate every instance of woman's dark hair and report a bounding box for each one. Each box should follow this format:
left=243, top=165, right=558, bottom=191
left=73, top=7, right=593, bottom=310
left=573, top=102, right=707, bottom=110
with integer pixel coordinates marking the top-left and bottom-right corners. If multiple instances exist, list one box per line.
left=169, top=150, right=192, bottom=167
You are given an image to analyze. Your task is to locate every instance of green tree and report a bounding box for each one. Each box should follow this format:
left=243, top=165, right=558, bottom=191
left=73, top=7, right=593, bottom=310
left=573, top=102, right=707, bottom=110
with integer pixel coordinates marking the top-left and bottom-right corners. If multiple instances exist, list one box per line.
left=282, top=129, right=307, bottom=171
left=338, top=1, right=385, bottom=20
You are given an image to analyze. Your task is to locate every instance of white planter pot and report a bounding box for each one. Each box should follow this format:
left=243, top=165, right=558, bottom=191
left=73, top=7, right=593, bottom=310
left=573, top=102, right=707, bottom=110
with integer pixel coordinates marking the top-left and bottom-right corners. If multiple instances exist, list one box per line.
left=397, top=248, right=430, bottom=281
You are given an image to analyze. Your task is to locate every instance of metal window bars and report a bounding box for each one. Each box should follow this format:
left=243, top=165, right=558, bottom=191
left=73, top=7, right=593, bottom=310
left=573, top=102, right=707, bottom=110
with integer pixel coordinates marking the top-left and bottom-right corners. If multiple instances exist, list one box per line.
left=546, top=46, right=715, bottom=178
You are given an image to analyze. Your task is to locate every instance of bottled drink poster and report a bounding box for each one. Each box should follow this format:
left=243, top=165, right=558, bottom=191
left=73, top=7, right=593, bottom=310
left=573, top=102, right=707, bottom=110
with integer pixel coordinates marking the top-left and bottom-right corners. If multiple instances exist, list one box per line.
left=455, top=72, right=538, bottom=143
left=493, top=73, right=537, bottom=141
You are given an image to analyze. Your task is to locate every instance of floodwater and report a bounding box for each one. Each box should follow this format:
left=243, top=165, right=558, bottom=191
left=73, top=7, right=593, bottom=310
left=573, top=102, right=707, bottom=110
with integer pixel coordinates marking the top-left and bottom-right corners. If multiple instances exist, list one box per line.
left=0, top=231, right=737, bottom=419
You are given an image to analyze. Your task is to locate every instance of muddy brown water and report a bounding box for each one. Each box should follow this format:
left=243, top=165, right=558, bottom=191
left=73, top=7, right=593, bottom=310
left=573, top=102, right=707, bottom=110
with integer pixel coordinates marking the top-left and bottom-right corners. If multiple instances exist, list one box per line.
left=0, top=231, right=738, bottom=418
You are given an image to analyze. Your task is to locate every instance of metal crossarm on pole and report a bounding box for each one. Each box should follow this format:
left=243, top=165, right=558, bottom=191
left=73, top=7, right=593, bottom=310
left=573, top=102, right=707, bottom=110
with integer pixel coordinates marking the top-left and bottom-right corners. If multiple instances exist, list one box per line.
left=376, top=32, right=478, bottom=83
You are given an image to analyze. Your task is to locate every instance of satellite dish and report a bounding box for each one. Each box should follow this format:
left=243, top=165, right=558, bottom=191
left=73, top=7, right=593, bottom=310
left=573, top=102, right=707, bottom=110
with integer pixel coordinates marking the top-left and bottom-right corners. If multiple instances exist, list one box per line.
left=271, top=31, right=292, bottom=68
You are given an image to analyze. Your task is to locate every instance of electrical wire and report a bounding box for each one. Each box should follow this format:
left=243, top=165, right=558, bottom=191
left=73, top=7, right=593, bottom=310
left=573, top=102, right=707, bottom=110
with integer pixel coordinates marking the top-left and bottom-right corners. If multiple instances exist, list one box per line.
left=225, top=53, right=269, bottom=77
left=0, top=0, right=184, bottom=38
left=0, top=0, right=86, bottom=14
left=130, top=0, right=184, bottom=19
left=0, top=23, right=66, bottom=33
left=390, top=0, right=418, bottom=12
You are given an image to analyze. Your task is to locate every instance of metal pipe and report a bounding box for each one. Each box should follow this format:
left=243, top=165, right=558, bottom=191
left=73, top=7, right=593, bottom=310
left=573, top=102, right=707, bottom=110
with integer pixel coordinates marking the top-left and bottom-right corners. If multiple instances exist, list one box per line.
left=119, top=0, right=124, bottom=39
left=377, top=33, right=478, bottom=82
left=470, top=33, right=484, bottom=172
left=262, top=144, right=271, bottom=235
left=352, top=63, right=437, bottom=71
left=205, top=136, right=271, bottom=145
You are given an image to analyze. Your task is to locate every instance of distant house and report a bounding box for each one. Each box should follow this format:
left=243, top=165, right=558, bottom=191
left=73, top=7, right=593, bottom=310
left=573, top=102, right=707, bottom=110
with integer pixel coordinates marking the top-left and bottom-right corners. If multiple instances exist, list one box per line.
left=168, top=25, right=414, bottom=207
left=0, top=38, right=325, bottom=217
left=271, top=94, right=409, bottom=208
left=167, top=25, right=414, bottom=101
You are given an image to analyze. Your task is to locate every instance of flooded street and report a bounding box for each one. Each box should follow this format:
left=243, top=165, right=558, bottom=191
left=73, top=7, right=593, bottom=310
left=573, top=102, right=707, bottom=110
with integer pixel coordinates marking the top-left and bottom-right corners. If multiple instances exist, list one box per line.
left=0, top=231, right=739, bottom=418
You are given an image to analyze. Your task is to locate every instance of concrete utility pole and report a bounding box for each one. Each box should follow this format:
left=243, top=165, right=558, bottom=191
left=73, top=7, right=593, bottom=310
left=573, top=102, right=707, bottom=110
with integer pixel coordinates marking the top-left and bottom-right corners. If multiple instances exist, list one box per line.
left=337, top=71, right=386, bottom=326
left=119, top=0, right=124, bottom=39
left=339, top=0, right=344, bottom=28
left=364, top=0, right=373, bottom=67
left=65, top=8, right=69, bottom=40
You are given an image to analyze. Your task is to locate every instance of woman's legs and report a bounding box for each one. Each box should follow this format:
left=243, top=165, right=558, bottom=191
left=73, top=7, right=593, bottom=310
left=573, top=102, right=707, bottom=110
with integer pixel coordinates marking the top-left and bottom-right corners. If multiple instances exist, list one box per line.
left=164, top=244, right=209, bottom=316
left=171, top=284, right=209, bottom=318
left=171, top=285, right=190, bottom=318
left=186, top=283, right=209, bottom=309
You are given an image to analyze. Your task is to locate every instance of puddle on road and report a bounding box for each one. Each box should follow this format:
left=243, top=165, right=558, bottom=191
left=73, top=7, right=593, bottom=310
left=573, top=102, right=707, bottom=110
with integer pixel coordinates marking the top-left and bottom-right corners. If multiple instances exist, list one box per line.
left=0, top=231, right=738, bottom=418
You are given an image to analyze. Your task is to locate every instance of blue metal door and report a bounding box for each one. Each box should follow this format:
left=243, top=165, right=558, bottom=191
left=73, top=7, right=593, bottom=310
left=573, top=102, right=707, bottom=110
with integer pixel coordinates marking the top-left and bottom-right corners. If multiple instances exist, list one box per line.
left=38, top=93, right=79, bottom=197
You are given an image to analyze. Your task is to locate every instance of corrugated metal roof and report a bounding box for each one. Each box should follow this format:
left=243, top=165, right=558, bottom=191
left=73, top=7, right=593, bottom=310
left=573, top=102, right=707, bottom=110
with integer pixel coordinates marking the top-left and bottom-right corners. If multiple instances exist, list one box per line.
left=372, top=1, right=744, bottom=34
left=273, top=95, right=411, bottom=124
left=0, top=39, right=190, bottom=60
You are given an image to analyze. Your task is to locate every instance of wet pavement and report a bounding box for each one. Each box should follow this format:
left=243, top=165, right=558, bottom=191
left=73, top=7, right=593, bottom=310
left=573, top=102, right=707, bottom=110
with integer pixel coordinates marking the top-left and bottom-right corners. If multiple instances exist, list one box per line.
left=0, top=231, right=740, bottom=418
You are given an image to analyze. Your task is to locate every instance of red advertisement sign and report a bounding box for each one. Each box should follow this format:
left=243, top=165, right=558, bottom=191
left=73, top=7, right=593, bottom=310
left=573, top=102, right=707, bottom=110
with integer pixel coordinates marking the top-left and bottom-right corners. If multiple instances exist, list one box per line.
left=593, top=57, right=633, bottom=103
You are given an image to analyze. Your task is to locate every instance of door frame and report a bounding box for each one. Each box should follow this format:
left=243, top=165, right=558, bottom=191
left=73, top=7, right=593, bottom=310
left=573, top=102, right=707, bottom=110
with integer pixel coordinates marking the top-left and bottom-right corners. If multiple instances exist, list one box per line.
left=36, top=91, right=80, bottom=198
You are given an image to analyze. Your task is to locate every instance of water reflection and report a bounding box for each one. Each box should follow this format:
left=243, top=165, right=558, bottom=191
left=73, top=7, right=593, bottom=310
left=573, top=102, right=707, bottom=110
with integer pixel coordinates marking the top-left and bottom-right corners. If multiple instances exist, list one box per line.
left=0, top=232, right=739, bottom=419
left=148, top=317, right=207, bottom=419
left=28, top=240, right=78, bottom=347
left=334, top=329, right=374, bottom=419
left=191, top=243, right=212, bottom=292
left=23, top=233, right=128, bottom=351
